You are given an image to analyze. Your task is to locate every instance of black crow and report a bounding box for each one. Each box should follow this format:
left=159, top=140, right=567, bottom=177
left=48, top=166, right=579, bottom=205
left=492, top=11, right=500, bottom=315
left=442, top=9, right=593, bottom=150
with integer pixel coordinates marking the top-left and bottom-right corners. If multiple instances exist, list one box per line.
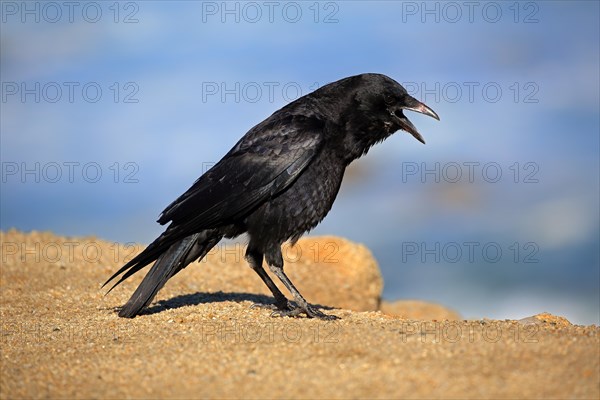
left=104, top=73, right=439, bottom=319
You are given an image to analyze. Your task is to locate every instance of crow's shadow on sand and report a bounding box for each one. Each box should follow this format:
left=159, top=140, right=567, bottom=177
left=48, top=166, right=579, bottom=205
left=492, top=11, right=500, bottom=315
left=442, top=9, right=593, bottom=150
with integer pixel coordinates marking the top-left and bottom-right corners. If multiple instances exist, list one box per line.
left=112, top=291, right=335, bottom=317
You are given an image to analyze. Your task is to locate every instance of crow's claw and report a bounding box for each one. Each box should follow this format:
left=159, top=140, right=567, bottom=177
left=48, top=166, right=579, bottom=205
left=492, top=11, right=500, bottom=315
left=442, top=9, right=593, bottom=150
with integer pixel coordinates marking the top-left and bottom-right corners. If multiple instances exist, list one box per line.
left=271, top=303, right=338, bottom=320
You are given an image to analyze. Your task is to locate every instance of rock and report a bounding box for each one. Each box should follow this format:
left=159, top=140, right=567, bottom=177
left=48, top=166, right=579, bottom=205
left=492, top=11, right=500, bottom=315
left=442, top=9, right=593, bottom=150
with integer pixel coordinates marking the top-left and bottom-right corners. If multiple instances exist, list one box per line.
left=518, top=313, right=572, bottom=327
left=0, top=230, right=382, bottom=312
left=380, top=300, right=461, bottom=320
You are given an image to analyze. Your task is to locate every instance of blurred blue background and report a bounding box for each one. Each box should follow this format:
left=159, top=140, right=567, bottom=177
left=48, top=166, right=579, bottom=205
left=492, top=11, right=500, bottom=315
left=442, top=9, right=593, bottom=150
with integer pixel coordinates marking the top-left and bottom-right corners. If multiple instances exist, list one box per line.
left=1, top=1, right=598, bottom=324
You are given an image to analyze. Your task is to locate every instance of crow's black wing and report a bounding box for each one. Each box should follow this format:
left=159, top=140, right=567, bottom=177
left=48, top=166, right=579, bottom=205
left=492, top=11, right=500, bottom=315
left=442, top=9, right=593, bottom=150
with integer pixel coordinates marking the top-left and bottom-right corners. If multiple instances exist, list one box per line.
left=103, top=115, right=325, bottom=291
left=158, top=115, right=325, bottom=232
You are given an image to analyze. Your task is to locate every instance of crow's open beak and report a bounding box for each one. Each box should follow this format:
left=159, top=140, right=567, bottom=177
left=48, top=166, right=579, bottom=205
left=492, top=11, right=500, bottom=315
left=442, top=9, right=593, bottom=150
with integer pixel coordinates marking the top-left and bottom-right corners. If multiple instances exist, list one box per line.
left=396, top=97, right=440, bottom=144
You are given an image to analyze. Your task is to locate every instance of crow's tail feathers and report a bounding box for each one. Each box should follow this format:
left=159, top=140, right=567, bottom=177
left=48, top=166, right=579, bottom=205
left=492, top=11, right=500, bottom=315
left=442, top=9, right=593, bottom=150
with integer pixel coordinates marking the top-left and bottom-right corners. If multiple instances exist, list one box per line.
left=103, top=230, right=221, bottom=318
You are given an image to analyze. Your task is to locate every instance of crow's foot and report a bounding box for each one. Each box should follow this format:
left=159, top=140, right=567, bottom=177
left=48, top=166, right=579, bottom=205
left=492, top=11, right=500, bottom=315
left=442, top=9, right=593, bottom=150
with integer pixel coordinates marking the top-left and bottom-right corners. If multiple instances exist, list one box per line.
left=271, top=302, right=338, bottom=320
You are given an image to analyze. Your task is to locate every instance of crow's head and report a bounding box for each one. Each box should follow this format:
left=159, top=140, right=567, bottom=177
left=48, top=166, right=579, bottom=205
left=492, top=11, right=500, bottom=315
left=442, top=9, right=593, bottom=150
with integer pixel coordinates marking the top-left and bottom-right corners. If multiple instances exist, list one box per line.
left=379, top=76, right=439, bottom=144
left=350, top=73, right=440, bottom=145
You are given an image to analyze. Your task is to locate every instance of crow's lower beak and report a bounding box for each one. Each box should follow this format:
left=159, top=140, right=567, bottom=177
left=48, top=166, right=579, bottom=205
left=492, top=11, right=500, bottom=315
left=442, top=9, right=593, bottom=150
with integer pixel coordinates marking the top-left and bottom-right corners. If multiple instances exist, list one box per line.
left=396, top=97, right=440, bottom=144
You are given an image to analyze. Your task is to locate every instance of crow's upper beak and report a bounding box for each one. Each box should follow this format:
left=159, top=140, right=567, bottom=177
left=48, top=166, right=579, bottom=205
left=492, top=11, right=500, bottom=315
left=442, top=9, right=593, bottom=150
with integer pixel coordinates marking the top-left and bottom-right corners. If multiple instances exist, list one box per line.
left=396, top=96, right=440, bottom=144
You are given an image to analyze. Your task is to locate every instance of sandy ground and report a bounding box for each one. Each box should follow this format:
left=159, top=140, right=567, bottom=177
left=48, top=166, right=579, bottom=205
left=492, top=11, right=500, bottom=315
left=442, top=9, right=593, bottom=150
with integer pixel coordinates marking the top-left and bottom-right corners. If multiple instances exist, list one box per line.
left=1, top=230, right=598, bottom=399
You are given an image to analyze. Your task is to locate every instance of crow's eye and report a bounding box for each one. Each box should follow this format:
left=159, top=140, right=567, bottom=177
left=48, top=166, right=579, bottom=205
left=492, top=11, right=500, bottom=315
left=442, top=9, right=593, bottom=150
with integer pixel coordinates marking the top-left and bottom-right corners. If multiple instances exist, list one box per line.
left=384, top=94, right=394, bottom=105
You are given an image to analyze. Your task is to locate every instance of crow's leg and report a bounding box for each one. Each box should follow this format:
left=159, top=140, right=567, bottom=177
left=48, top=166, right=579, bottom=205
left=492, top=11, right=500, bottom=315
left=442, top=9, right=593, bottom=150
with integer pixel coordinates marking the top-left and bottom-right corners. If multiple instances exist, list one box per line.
left=265, top=245, right=338, bottom=320
left=245, top=248, right=293, bottom=311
